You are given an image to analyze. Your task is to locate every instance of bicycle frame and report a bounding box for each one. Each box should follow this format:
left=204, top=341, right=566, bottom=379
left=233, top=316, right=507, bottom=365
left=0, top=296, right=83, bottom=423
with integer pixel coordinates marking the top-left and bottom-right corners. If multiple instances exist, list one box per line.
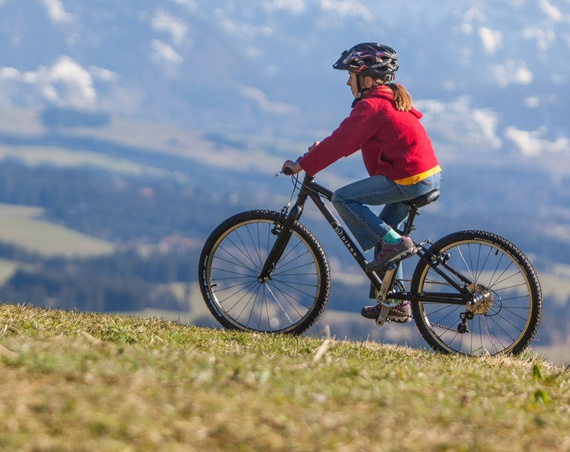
left=258, top=174, right=471, bottom=308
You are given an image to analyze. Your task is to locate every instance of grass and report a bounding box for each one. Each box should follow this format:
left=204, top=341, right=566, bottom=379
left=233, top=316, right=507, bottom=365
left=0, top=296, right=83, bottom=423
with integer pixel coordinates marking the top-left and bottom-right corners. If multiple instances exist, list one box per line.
left=1, top=304, right=569, bottom=452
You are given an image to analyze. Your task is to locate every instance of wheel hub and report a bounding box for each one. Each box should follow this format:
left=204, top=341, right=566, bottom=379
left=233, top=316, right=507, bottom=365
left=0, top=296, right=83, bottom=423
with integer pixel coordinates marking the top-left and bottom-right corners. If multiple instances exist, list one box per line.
left=466, top=283, right=493, bottom=314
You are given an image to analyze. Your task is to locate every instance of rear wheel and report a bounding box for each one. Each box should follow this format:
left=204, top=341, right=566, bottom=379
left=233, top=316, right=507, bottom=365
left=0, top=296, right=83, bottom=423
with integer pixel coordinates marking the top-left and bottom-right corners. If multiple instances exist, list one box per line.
left=411, top=230, right=542, bottom=356
left=198, top=210, right=331, bottom=334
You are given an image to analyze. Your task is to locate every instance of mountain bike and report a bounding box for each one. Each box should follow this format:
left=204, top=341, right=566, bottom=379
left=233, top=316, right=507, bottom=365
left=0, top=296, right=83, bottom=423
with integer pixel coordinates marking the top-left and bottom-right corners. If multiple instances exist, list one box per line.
left=198, top=171, right=542, bottom=356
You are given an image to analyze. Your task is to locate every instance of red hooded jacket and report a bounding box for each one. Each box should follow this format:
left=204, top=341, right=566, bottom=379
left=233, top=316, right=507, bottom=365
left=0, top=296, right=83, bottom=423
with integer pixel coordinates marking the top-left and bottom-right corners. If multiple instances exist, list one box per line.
left=299, top=86, right=440, bottom=184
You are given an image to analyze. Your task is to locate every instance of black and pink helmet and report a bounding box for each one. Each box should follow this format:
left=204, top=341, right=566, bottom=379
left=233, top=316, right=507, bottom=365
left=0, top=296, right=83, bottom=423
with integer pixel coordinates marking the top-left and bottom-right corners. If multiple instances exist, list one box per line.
left=333, top=43, right=398, bottom=81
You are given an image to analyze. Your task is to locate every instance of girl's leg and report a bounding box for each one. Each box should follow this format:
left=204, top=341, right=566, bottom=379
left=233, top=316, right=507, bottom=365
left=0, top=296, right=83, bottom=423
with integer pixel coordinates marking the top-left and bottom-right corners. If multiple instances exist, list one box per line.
left=331, top=175, right=407, bottom=251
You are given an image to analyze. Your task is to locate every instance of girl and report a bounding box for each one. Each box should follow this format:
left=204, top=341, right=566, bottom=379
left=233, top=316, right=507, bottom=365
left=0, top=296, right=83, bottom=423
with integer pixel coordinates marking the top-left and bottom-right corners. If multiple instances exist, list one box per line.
left=282, top=43, right=441, bottom=322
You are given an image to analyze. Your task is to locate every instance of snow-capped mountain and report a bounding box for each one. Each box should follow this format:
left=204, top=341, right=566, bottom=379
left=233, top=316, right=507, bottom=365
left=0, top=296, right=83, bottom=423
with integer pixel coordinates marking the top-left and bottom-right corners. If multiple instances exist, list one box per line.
left=0, top=0, right=568, bottom=162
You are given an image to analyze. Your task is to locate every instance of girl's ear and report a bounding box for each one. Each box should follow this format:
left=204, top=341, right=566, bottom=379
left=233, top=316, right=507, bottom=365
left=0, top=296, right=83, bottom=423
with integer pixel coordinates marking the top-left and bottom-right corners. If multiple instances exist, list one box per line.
left=362, top=76, right=375, bottom=89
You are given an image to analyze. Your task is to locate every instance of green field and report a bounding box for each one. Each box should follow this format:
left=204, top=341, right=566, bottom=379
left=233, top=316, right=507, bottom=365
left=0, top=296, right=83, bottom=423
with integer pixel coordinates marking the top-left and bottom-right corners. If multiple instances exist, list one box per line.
left=0, top=202, right=114, bottom=258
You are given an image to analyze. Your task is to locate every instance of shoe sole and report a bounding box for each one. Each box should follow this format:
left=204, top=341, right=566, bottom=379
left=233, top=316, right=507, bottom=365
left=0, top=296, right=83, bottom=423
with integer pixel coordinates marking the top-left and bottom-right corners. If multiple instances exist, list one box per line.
left=361, top=306, right=413, bottom=323
left=365, top=246, right=417, bottom=272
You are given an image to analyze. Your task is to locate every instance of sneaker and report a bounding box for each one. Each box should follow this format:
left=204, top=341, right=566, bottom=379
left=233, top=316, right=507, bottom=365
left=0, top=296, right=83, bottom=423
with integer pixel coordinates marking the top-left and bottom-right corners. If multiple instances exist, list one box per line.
left=361, top=301, right=412, bottom=323
left=365, top=236, right=417, bottom=272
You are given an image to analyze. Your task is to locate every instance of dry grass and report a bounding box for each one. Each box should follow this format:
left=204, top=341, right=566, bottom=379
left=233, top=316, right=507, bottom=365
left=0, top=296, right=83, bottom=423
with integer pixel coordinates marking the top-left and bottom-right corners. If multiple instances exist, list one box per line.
left=1, top=303, right=569, bottom=452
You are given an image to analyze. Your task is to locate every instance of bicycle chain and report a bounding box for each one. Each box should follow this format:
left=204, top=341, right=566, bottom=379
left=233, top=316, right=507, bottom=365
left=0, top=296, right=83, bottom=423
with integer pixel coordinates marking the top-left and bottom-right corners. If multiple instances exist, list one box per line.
left=396, top=279, right=460, bottom=331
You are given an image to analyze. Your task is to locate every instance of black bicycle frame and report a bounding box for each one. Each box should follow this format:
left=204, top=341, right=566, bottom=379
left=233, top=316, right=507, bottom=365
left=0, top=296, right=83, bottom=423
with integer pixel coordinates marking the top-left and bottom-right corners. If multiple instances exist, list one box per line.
left=258, top=174, right=470, bottom=306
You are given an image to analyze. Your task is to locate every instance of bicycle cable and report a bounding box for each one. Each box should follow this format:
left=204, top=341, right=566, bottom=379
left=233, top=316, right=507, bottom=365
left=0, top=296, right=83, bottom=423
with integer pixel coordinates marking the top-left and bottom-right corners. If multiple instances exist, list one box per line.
left=277, top=173, right=300, bottom=219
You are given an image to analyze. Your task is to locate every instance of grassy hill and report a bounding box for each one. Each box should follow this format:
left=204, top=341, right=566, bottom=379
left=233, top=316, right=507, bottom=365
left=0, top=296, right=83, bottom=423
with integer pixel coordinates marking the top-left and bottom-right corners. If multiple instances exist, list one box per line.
left=1, top=303, right=569, bottom=452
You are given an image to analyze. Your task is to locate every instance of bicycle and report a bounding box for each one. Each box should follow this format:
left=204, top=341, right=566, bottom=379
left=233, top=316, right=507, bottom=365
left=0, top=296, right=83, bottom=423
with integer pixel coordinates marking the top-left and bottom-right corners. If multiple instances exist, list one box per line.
left=198, top=170, right=542, bottom=356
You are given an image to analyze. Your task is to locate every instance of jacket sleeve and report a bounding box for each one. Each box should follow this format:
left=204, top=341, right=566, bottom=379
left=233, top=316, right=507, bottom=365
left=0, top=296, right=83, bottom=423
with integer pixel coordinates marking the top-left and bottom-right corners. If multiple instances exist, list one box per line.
left=298, top=101, right=378, bottom=177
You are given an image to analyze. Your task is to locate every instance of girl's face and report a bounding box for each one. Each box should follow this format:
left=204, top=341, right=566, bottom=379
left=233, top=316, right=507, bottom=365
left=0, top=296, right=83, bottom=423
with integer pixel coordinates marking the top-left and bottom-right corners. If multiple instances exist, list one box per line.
left=347, top=73, right=373, bottom=98
left=347, top=72, right=359, bottom=98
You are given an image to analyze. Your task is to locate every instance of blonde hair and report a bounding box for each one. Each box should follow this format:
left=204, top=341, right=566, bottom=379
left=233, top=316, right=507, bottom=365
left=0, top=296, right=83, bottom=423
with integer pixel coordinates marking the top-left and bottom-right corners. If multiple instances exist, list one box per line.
left=359, top=75, right=414, bottom=112
left=369, top=78, right=413, bottom=111
left=387, top=83, right=413, bottom=112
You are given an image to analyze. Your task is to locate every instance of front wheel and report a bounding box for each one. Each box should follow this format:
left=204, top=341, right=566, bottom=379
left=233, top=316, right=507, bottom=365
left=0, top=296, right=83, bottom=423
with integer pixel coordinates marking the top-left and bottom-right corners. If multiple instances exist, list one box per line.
left=410, top=230, right=542, bottom=356
left=198, top=210, right=331, bottom=334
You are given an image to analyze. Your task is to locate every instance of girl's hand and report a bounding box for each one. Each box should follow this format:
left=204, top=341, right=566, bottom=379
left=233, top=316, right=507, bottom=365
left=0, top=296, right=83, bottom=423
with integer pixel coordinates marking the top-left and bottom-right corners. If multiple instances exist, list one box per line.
left=282, top=160, right=303, bottom=175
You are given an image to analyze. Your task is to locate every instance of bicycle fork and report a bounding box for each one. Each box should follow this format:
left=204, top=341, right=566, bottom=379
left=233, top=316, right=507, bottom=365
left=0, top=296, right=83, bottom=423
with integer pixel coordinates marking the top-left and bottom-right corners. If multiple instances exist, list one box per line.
left=257, top=203, right=304, bottom=283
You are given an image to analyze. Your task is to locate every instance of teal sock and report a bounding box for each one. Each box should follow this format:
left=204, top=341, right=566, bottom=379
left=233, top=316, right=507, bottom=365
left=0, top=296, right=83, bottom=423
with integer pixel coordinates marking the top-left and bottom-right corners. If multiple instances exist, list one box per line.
left=382, top=229, right=401, bottom=245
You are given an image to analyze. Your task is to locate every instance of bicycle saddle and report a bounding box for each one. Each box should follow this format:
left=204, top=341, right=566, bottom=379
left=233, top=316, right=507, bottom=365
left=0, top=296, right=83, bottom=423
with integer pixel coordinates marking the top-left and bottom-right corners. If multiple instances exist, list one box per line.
left=404, top=189, right=440, bottom=208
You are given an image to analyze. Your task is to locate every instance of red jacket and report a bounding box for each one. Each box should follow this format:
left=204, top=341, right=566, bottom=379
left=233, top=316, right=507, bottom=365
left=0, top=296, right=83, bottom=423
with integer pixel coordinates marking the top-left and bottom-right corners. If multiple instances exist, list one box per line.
left=299, top=86, right=440, bottom=184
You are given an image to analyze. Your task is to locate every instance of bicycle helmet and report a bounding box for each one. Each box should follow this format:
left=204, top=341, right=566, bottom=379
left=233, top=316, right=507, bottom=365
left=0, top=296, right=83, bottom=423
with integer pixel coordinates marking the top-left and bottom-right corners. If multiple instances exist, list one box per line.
left=333, top=43, right=399, bottom=81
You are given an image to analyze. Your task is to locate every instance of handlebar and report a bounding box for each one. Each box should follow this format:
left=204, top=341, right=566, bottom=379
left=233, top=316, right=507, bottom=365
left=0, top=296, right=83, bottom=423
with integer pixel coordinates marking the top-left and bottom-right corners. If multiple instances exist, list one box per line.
left=274, top=167, right=294, bottom=177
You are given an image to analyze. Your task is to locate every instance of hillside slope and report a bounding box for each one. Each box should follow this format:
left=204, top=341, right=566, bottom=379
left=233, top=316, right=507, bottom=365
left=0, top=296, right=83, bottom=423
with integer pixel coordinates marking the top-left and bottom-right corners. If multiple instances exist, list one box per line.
left=1, top=303, right=569, bottom=451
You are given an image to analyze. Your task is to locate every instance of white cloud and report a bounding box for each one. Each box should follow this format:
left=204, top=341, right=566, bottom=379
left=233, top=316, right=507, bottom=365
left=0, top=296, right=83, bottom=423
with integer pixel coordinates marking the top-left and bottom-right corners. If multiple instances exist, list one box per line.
left=524, top=97, right=540, bottom=108
left=414, top=97, right=503, bottom=157
left=43, top=56, right=97, bottom=108
left=151, top=10, right=188, bottom=45
left=539, top=0, right=562, bottom=22
left=523, top=26, right=556, bottom=51
left=88, top=66, right=117, bottom=82
left=0, top=57, right=118, bottom=109
left=472, top=109, right=501, bottom=149
left=493, top=60, right=533, bottom=87
left=40, top=0, right=74, bottom=25
left=463, top=6, right=485, bottom=23
left=214, top=10, right=273, bottom=40
left=505, top=126, right=570, bottom=156
left=478, top=27, right=502, bottom=55
left=0, top=67, right=20, bottom=80
left=151, top=40, right=183, bottom=66
left=318, top=0, right=371, bottom=19
left=263, top=0, right=306, bottom=14
left=238, top=85, right=296, bottom=115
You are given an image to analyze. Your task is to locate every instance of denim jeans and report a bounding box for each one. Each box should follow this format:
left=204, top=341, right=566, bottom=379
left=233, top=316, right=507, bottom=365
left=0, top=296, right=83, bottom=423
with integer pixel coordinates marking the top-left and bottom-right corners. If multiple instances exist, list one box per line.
left=331, top=172, right=442, bottom=252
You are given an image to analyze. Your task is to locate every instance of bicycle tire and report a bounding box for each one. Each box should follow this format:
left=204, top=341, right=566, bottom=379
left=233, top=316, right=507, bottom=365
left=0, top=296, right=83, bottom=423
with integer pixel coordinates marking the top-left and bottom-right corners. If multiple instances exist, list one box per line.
left=198, top=210, right=331, bottom=334
left=410, top=230, right=542, bottom=356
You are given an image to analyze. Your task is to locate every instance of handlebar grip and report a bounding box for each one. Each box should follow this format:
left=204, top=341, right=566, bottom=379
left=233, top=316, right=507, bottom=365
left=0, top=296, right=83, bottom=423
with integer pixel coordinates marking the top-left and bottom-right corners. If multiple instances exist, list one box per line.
left=283, top=167, right=293, bottom=176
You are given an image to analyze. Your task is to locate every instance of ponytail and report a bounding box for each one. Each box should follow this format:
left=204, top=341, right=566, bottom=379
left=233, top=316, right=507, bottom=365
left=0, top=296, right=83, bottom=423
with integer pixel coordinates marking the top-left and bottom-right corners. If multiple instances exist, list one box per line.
left=388, top=83, right=412, bottom=112
left=363, top=75, right=414, bottom=111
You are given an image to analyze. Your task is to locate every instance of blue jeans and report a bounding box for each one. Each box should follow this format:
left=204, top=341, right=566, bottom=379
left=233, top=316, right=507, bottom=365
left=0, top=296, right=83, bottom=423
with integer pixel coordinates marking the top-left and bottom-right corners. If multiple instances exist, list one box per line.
left=331, top=172, right=442, bottom=252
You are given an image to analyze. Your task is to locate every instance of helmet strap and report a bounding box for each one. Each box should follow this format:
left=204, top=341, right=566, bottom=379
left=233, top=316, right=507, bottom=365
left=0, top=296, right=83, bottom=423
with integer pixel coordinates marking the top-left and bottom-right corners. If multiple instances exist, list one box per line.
left=351, top=75, right=370, bottom=108
left=356, top=75, right=370, bottom=97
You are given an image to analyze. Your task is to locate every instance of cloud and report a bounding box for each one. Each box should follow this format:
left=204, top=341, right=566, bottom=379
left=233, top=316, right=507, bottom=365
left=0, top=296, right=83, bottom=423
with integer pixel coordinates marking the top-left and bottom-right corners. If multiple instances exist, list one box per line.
left=472, top=109, right=501, bottom=149
left=39, top=0, right=74, bottom=25
left=493, top=60, right=533, bottom=87
left=151, top=10, right=188, bottom=45
left=505, top=126, right=570, bottom=156
left=151, top=40, right=183, bottom=67
left=539, top=0, right=562, bottom=22
left=0, top=56, right=118, bottom=109
left=414, top=97, right=503, bottom=155
left=238, top=85, right=297, bottom=115
left=523, top=26, right=556, bottom=51
left=263, top=0, right=306, bottom=14
left=41, top=56, right=97, bottom=108
left=318, top=0, right=371, bottom=19
left=478, top=27, right=502, bottom=55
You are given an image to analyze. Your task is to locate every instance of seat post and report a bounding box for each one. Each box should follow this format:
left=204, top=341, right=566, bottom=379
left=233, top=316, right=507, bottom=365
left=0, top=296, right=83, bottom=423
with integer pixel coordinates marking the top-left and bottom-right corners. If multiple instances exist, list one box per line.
left=402, top=206, right=420, bottom=236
